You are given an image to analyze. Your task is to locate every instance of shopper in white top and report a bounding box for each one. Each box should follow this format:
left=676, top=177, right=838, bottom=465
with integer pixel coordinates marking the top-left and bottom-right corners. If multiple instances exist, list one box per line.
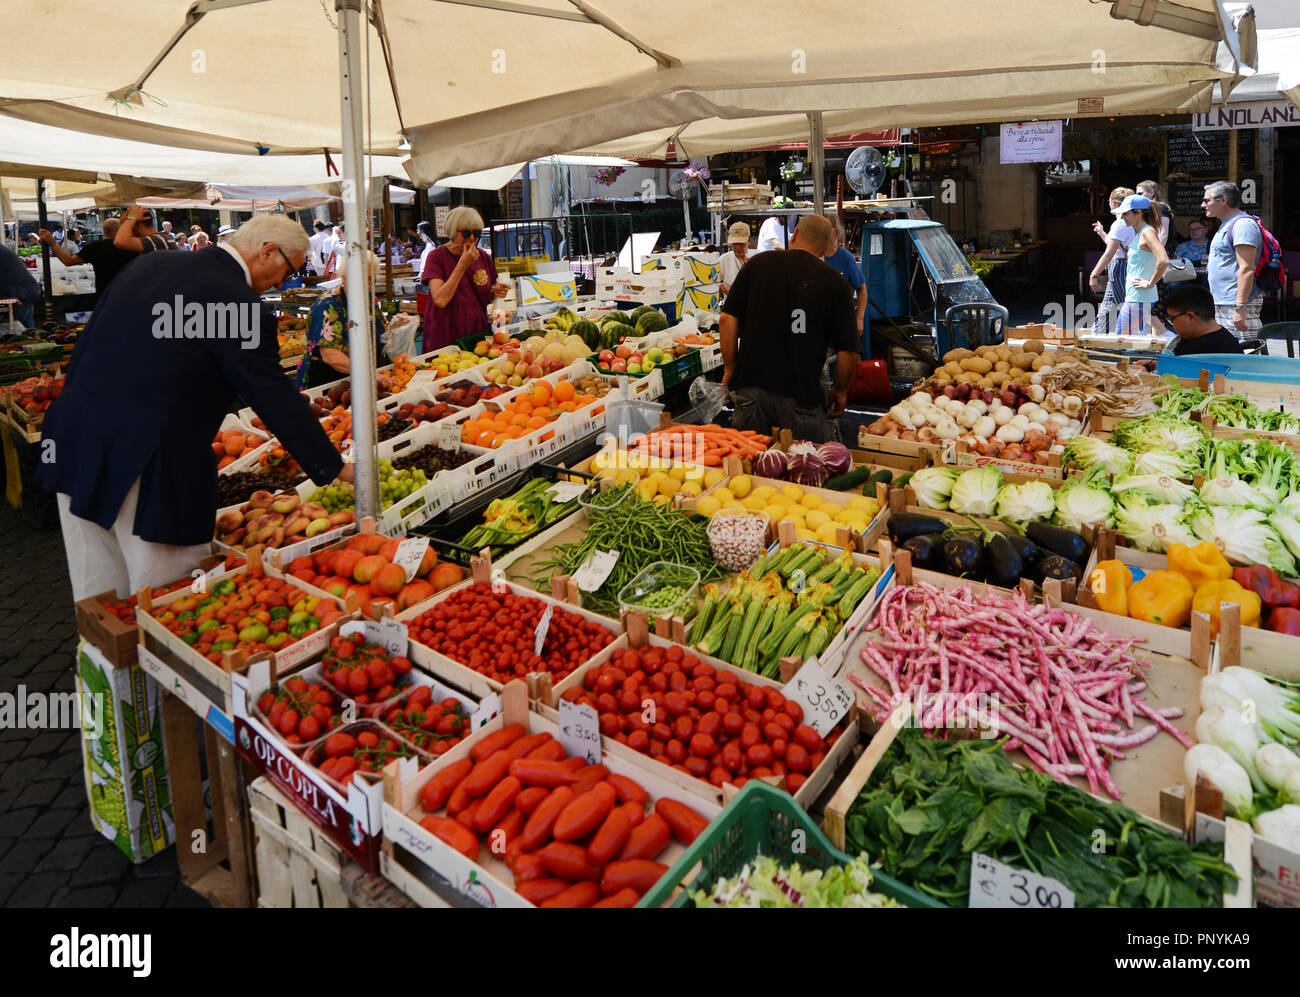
left=308, top=219, right=332, bottom=274
left=756, top=213, right=795, bottom=253
left=718, top=221, right=751, bottom=296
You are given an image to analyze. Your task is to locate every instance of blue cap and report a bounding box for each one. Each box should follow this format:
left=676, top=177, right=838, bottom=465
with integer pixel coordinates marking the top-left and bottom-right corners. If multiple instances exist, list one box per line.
left=1117, top=194, right=1151, bottom=214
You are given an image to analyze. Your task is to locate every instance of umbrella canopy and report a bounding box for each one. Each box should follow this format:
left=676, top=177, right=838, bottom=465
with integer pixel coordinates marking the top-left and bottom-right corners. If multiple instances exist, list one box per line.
left=135, top=182, right=339, bottom=211
left=3, top=1, right=1255, bottom=183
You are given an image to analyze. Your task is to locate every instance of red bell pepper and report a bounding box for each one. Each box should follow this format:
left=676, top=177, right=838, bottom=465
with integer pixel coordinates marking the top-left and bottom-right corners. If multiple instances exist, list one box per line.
left=1233, top=565, right=1300, bottom=611
left=1267, top=607, right=1300, bottom=637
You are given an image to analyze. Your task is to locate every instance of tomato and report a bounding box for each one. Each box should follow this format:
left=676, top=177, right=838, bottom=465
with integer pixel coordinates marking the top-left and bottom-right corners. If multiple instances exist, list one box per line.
left=720, top=741, right=743, bottom=772
left=792, top=725, right=825, bottom=753
left=746, top=743, right=774, bottom=767
left=786, top=772, right=807, bottom=793
left=518, top=785, right=576, bottom=852
left=689, top=732, right=717, bottom=758
left=324, top=732, right=356, bottom=758
left=470, top=723, right=525, bottom=761
left=298, top=715, right=320, bottom=741
left=473, top=775, right=522, bottom=833
left=721, top=711, right=744, bottom=737
left=665, top=739, right=686, bottom=764
left=739, top=722, right=762, bottom=749
left=516, top=878, right=570, bottom=905
left=746, top=686, right=766, bottom=709
left=538, top=840, right=602, bottom=882
left=600, top=859, right=668, bottom=897
left=419, top=815, right=479, bottom=862
left=672, top=716, right=694, bottom=742
left=540, top=880, right=603, bottom=908
left=586, top=807, right=633, bottom=866
left=764, top=722, right=786, bottom=743
left=785, top=743, right=811, bottom=773
left=627, top=730, right=649, bottom=752
left=782, top=699, right=804, bottom=724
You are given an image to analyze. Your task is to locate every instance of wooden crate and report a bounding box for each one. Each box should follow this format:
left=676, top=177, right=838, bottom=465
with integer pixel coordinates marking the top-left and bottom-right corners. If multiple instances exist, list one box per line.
left=248, top=777, right=350, bottom=908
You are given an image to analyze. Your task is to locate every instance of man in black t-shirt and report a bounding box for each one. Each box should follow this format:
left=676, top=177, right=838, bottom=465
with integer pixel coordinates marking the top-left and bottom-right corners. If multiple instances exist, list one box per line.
left=40, top=218, right=140, bottom=297
left=720, top=214, right=861, bottom=442
left=1164, top=283, right=1244, bottom=357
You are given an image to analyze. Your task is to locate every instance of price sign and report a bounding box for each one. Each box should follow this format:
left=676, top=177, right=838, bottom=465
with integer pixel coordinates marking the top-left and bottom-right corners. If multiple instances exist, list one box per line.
left=549, top=480, right=588, bottom=503
left=472, top=692, right=502, bottom=731
left=533, top=604, right=555, bottom=656
left=392, top=537, right=429, bottom=583
left=438, top=420, right=461, bottom=452
left=573, top=550, right=620, bottom=592
left=782, top=660, right=854, bottom=737
left=340, top=618, right=409, bottom=656
left=941, top=439, right=957, bottom=465
left=558, top=697, right=602, bottom=765
left=969, top=853, right=1075, bottom=909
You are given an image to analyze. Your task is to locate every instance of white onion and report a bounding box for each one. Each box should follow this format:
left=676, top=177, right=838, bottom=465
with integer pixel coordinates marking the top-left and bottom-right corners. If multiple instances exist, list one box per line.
left=966, top=399, right=988, bottom=416
left=972, top=416, right=996, bottom=439
left=992, top=407, right=1013, bottom=426
left=996, top=423, right=1025, bottom=443
left=1009, top=414, right=1031, bottom=430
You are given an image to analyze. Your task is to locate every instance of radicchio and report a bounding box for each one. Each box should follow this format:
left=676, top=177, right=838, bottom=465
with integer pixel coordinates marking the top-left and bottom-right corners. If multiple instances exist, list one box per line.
left=753, top=448, right=789, bottom=480
left=785, top=442, right=828, bottom=487
left=817, top=441, right=852, bottom=477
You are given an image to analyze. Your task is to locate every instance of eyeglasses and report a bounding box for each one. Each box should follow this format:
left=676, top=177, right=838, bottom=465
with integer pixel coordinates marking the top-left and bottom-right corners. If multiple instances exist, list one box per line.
left=1166, top=310, right=1188, bottom=322
left=272, top=244, right=298, bottom=282
left=459, top=229, right=483, bottom=239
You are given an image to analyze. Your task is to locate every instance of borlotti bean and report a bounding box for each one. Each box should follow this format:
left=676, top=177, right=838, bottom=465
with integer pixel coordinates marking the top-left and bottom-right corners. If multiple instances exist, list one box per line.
left=708, top=513, right=769, bottom=572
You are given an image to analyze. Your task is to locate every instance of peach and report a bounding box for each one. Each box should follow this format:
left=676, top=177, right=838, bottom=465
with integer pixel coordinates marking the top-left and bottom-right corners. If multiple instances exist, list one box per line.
left=328, top=511, right=355, bottom=527
left=248, top=490, right=274, bottom=509
left=271, top=494, right=301, bottom=514
left=222, top=528, right=247, bottom=547
left=300, top=503, right=329, bottom=521
left=369, top=563, right=406, bottom=597
left=216, top=510, right=244, bottom=534
left=304, top=517, right=331, bottom=537
left=353, top=554, right=387, bottom=584
left=224, top=439, right=244, bottom=457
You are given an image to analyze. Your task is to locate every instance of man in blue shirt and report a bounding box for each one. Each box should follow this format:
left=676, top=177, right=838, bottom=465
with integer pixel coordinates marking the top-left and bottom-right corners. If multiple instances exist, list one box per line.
left=0, top=243, right=41, bottom=328
left=1202, top=180, right=1263, bottom=339
left=822, top=215, right=866, bottom=340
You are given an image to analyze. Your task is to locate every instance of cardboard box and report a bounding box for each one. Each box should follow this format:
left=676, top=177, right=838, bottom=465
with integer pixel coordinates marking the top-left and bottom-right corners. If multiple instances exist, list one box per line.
left=77, top=640, right=175, bottom=864
left=515, top=273, right=578, bottom=307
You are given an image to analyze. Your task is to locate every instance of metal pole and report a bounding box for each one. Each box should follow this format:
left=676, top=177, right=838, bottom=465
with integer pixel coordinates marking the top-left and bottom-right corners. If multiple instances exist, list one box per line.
left=337, top=0, right=379, bottom=521
left=383, top=183, right=393, bottom=300
left=808, top=112, right=825, bottom=215
left=37, top=178, right=53, bottom=316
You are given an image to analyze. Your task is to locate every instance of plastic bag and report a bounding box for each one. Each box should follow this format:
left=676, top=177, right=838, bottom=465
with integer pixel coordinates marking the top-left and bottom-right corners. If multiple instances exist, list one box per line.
left=604, top=395, right=664, bottom=444
left=381, top=313, right=420, bottom=361
left=688, top=377, right=729, bottom=423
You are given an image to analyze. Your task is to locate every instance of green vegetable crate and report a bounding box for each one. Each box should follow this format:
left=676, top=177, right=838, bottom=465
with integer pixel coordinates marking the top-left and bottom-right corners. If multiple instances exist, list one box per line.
left=639, top=780, right=942, bottom=907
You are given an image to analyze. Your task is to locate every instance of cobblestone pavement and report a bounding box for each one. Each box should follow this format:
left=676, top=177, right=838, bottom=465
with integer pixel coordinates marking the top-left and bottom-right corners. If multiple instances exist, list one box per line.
left=0, top=500, right=209, bottom=908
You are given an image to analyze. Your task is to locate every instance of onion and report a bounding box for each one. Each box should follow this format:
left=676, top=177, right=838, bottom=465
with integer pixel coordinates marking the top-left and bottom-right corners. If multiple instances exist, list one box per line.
left=753, top=449, right=789, bottom=480
left=817, top=441, right=852, bottom=477
left=786, top=442, right=828, bottom=487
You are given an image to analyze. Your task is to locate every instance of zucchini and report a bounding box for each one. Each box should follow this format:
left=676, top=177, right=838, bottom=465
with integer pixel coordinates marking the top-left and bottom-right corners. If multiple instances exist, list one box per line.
left=825, top=466, right=873, bottom=491
left=893, top=471, right=914, bottom=488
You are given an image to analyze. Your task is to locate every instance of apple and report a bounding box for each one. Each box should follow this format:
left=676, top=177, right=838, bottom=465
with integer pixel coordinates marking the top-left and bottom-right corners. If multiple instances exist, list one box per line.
left=474, top=341, right=488, bottom=356
left=528, top=363, right=544, bottom=379
left=646, top=347, right=663, bottom=363
left=630, top=353, right=643, bottom=363
left=598, top=349, right=614, bottom=364
left=611, top=359, right=627, bottom=372
left=642, top=357, right=657, bottom=371
left=627, top=362, right=642, bottom=375
left=615, top=344, right=632, bottom=359
left=500, top=360, right=515, bottom=376
left=519, top=349, right=535, bottom=365
left=508, top=374, right=524, bottom=387
left=493, top=330, right=510, bottom=345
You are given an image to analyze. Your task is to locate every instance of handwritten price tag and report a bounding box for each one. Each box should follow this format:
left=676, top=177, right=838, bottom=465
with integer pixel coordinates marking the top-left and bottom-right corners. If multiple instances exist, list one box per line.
left=969, top=853, right=1074, bottom=909
left=340, top=618, right=408, bottom=656
left=533, top=604, right=555, bottom=656
left=549, top=480, right=588, bottom=503
left=472, top=692, right=502, bottom=731
left=438, top=420, right=461, bottom=452
left=558, top=697, right=602, bottom=765
left=392, top=537, right=429, bottom=583
left=782, top=660, right=854, bottom=737
left=573, top=549, right=620, bottom=592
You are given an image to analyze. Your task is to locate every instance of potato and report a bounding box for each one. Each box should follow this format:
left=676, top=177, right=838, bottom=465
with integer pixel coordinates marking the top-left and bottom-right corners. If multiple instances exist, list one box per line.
left=977, top=374, right=997, bottom=388
left=942, top=348, right=974, bottom=363
left=975, top=345, right=998, bottom=358
left=994, top=346, right=1012, bottom=362
left=932, top=372, right=952, bottom=386
left=994, top=360, right=1011, bottom=374
left=957, top=371, right=983, bottom=384
left=943, top=361, right=964, bottom=377
left=1010, top=351, right=1034, bottom=370
left=959, top=357, right=993, bottom=374
left=988, top=371, right=1010, bottom=386
left=1031, top=354, right=1050, bottom=370
left=1023, top=340, right=1045, bottom=354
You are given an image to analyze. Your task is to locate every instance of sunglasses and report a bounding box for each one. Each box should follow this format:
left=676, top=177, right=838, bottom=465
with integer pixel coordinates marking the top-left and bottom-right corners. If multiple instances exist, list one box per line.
left=459, top=229, right=483, bottom=239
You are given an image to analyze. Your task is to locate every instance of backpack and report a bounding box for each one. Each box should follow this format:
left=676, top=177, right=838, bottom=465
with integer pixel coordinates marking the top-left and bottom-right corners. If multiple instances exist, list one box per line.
left=1230, top=214, right=1286, bottom=294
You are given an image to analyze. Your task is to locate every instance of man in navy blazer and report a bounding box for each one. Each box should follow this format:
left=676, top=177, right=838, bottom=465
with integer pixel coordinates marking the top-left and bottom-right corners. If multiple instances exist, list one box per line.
left=40, top=214, right=354, bottom=601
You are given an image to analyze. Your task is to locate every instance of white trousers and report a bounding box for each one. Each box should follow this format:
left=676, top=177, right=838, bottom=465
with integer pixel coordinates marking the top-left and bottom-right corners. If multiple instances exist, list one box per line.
left=56, top=478, right=211, bottom=602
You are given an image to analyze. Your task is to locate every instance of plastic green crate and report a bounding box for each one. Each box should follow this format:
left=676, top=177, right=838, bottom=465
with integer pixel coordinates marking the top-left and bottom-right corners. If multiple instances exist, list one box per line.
left=639, top=780, right=944, bottom=908
left=658, top=348, right=703, bottom=390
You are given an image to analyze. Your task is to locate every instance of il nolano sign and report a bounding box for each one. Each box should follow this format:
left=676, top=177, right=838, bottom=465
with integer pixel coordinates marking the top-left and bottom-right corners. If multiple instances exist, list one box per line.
left=1193, top=100, right=1300, bottom=131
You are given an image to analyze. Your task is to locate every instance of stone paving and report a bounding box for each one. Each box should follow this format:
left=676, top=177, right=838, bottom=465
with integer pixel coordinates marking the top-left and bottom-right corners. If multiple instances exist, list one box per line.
left=0, top=499, right=209, bottom=908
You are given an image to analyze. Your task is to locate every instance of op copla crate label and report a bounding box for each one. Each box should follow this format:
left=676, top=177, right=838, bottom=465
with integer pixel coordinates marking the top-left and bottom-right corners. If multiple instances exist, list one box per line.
left=76, top=640, right=175, bottom=863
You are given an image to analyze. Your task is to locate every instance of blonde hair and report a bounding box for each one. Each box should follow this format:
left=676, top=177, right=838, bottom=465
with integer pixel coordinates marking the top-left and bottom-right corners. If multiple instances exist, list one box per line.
left=444, top=206, right=485, bottom=238
left=227, top=214, right=311, bottom=259
left=823, top=213, right=846, bottom=245
left=1109, top=186, right=1134, bottom=207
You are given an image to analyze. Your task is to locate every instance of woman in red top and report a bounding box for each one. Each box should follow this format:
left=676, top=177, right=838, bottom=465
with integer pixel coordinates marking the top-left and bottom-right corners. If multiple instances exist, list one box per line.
left=419, top=207, right=508, bottom=352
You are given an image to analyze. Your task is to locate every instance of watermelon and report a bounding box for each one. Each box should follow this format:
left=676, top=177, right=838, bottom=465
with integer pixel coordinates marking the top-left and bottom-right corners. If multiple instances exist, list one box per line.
left=600, top=310, right=631, bottom=326
left=571, top=318, right=601, bottom=351
left=629, top=304, right=657, bottom=323
left=634, top=310, right=669, bottom=335
left=602, top=322, right=635, bottom=349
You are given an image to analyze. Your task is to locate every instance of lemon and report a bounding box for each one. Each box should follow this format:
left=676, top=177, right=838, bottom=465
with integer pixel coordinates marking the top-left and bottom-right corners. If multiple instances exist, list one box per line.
left=657, top=477, right=681, bottom=497
left=637, top=480, right=659, bottom=501
left=781, top=483, right=804, bottom=501
left=724, top=500, right=744, bottom=512
left=846, top=495, right=871, bottom=509
left=800, top=493, right=823, bottom=510
left=667, top=466, right=687, bottom=484
left=703, top=469, right=725, bottom=488
left=806, top=509, right=831, bottom=530
left=860, top=498, right=882, bottom=518
left=590, top=452, right=608, bottom=473
left=616, top=468, right=640, bottom=487
left=680, top=480, right=702, bottom=497
left=752, top=485, right=777, bottom=500
left=713, top=487, right=735, bottom=504
left=763, top=504, right=787, bottom=521
left=796, top=527, right=817, bottom=542
left=696, top=495, right=722, bottom=517
left=653, top=493, right=673, bottom=505
left=729, top=474, right=752, bottom=499
left=815, top=521, right=841, bottom=544
left=742, top=494, right=767, bottom=511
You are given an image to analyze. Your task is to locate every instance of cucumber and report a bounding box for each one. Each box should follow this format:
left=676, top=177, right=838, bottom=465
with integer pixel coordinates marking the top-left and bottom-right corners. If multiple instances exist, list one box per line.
left=868, top=468, right=894, bottom=487
left=824, top=466, right=873, bottom=491
left=893, top=471, right=914, bottom=488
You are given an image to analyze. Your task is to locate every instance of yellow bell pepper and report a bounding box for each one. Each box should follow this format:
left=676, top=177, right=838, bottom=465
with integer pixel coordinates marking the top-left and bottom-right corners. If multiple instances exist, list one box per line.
left=1191, top=579, right=1262, bottom=638
left=1167, top=542, right=1232, bottom=593
left=1087, top=559, right=1132, bottom=616
left=1127, top=570, right=1195, bottom=628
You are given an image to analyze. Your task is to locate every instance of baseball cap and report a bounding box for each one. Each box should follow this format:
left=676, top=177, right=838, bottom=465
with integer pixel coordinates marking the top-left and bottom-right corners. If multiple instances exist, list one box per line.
left=1116, top=194, right=1151, bottom=214
left=726, top=222, right=751, bottom=244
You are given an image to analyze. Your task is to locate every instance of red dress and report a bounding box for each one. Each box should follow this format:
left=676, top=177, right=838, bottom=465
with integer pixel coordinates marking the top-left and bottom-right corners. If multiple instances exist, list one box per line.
left=419, top=245, right=497, bottom=353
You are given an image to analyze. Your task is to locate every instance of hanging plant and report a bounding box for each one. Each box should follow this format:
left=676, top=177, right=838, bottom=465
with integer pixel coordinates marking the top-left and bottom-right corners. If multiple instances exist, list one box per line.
left=594, top=165, right=626, bottom=186
left=682, top=162, right=711, bottom=182
left=778, top=158, right=805, bottom=182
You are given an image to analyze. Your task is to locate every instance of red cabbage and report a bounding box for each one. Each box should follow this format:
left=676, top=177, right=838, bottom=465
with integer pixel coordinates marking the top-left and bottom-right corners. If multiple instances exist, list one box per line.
left=817, top=441, right=852, bottom=477
left=753, top=449, right=789, bottom=480
left=786, top=442, right=828, bottom=487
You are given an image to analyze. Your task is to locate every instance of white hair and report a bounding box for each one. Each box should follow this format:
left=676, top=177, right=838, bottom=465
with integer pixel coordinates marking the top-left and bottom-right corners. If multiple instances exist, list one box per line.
left=228, top=214, right=311, bottom=259
left=444, top=206, right=485, bottom=238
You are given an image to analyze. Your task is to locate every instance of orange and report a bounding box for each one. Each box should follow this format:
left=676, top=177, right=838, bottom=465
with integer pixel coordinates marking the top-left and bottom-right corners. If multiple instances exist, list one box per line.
left=474, top=429, right=495, bottom=447
left=526, top=415, right=546, bottom=430
left=530, top=382, right=552, bottom=405
left=514, top=400, right=533, bottom=415
left=553, top=381, right=576, bottom=403
left=491, top=432, right=509, bottom=448
left=512, top=414, right=530, bottom=428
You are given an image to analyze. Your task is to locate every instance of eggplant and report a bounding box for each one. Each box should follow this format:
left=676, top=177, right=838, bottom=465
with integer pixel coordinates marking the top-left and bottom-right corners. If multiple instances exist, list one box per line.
left=1025, top=522, right=1090, bottom=565
left=902, top=533, right=946, bottom=572
left=887, top=512, right=950, bottom=544
left=1001, top=532, right=1040, bottom=570
left=1036, top=555, right=1082, bottom=583
left=983, top=533, right=1023, bottom=588
left=942, top=537, right=985, bottom=579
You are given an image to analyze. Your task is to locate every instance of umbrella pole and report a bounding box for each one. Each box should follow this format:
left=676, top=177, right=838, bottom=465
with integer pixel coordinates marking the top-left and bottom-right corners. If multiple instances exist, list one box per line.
left=337, top=0, right=379, bottom=521
left=38, top=177, right=53, bottom=318
left=808, top=112, right=825, bottom=215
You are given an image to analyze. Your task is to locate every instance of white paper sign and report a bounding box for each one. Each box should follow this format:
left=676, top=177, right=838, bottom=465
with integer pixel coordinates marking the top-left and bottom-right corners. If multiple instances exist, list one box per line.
left=558, top=697, right=602, bottom=765
left=549, top=481, right=588, bottom=503
left=339, top=618, right=408, bottom=656
left=573, top=549, right=620, bottom=592
left=999, top=121, right=1063, bottom=164
left=392, top=537, right=430, bottom=583
left=438, top=421, right=462, bottom=452
left=969, top=852, right=1075, bottom=909
left=472, top=692, right=502, bottom=731
left=782, top=660, right=854, bottom=737
left=533, top=604, right=555, bottom=656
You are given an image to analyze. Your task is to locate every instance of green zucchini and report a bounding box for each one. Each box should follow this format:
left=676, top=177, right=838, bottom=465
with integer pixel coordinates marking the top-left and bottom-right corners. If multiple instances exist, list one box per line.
left=825, top=466, right=873, bottom=491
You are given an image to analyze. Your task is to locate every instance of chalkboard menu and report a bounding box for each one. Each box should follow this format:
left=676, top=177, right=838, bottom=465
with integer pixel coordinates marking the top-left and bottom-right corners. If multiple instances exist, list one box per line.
left=1166, top=130, right=1256, bottom=178
left=1169, top=180, right=1209, bottom=217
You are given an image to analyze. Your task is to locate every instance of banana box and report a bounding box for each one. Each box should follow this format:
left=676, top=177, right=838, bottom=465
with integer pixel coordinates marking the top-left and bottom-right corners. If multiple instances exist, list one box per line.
left=515, top=273, right=578, bottom=306
left=676, top=283, right=721, bottom=317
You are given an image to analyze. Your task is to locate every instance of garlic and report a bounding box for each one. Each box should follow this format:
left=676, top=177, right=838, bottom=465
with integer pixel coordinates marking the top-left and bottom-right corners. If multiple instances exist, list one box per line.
left=992, top=407, right=1013, bottom=426
left=934, top=418, right=961, bottom=440
left=1026, top=384, right=1047, bottom=404
left=956, top=406, right=980, bottom=429
left=966, top=399, right=988, bottom=416
left=995, top=423, right=1025, bottom=443
left=972, top=415, right=996, bottom=439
